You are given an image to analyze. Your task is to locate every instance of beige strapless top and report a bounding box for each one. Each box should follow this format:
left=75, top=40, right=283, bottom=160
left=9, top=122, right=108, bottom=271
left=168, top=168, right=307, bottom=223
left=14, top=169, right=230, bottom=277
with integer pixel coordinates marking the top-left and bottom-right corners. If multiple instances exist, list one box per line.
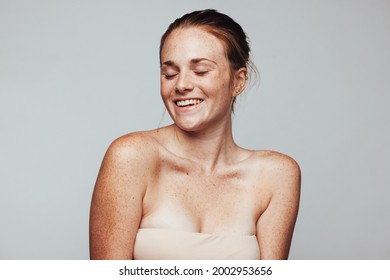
left=133, top=228, right=260, bottom=260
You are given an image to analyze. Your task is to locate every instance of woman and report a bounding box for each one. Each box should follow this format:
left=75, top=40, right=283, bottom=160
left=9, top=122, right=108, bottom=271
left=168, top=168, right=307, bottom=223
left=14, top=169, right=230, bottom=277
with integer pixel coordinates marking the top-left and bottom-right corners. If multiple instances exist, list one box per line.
left=89, top=9, right=300, bottom=260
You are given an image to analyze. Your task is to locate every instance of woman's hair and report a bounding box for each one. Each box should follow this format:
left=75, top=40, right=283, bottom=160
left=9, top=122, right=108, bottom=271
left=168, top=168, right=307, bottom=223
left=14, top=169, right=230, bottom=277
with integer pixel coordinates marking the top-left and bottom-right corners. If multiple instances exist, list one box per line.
left=160, top=9, right=257, bottom=110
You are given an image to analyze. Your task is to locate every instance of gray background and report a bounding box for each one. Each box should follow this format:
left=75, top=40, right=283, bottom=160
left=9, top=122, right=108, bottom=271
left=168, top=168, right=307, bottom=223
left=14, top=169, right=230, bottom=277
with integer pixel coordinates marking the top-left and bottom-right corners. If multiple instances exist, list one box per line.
left=1, top=0, right=389, bottom=259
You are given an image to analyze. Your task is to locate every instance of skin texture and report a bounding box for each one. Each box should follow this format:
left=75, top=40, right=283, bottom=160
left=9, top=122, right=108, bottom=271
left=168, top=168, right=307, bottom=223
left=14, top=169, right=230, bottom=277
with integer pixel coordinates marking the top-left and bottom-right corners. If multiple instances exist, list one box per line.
left=89, top=27, right=301, bottom=260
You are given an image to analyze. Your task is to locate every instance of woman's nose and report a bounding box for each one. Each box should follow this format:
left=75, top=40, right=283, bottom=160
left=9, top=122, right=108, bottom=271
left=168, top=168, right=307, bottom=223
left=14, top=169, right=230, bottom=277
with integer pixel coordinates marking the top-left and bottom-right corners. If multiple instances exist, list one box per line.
left=175, top=71, right=194, bottom=94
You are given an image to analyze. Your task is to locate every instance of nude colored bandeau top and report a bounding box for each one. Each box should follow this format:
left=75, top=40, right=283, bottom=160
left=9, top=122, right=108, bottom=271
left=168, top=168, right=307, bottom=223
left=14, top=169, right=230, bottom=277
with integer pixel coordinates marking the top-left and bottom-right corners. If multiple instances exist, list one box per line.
left=133, top=228, right=260, bottom=260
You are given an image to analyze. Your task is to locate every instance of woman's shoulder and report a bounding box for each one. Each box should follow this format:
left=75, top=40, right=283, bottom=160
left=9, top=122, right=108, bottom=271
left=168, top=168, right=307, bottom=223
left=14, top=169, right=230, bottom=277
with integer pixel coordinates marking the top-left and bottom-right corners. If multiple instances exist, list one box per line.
left=248, top=150, right=301, bottom=190
left=110, top=127, right=171, bottom=150
left=104, top=129, right=166, bottom=165
left=110, top=129, right=158, bottom=147
left=251, top=150, right=300, bottom=172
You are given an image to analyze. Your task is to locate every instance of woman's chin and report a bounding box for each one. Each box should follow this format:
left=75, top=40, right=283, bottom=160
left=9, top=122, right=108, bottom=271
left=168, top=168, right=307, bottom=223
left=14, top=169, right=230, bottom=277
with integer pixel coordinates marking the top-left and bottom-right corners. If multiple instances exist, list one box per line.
left=174, top=120, right=205, bottom=133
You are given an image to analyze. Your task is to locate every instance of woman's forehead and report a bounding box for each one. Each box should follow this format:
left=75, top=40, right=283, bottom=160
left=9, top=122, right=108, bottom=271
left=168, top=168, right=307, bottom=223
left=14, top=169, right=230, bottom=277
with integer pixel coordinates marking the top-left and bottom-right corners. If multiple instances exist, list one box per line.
left=160, top=27, right=227, bottom=64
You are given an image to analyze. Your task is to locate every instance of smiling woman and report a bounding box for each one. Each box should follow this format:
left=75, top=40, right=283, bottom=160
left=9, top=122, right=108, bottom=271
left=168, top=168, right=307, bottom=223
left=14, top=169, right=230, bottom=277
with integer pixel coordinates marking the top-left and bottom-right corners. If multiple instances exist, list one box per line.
left=89, top=9, right=301, bottom=260
left=160, top=26, right=240, bottom=133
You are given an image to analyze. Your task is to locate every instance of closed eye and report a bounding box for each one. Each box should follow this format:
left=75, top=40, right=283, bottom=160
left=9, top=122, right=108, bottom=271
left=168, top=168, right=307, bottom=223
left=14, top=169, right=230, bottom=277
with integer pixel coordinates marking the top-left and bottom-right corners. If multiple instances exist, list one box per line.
left=163, top=73, right=178, bottom=80
left=194, top=71, right=208, bottom=76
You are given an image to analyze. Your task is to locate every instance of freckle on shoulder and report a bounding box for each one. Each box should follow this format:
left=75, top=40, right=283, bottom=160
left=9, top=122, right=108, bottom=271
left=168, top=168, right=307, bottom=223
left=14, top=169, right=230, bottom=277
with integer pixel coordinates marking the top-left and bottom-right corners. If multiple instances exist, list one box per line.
left=253, top=150, right=301, bottom=176
left=106, top=130, right=160, bottom=160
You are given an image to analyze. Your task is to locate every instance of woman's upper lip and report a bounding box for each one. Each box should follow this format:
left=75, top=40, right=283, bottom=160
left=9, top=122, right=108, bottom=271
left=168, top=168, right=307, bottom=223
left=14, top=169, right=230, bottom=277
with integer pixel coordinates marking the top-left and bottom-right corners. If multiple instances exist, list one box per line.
left=173, top=97, right=204, bottom=102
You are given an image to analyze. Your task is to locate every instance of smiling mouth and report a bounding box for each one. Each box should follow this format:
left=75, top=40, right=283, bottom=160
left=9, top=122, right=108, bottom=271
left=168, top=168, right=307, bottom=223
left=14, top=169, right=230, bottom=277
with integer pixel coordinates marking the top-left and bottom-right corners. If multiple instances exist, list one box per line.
left=175, top=99, right=204, bottom=107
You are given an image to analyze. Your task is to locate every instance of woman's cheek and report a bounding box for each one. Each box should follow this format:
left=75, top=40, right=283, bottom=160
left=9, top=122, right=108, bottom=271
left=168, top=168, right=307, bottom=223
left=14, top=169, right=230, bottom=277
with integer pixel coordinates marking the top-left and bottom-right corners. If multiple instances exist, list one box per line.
left=160, top=81, right=172, bottom=97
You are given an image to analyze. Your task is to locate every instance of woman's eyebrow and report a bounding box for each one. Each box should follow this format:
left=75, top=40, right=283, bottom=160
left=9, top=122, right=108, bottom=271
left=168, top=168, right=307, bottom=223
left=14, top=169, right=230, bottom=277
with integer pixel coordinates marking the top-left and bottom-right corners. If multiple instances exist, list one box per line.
left=161, top=58, right=217, bottom=67
left=161, top=60, right=175, bottom=67
left=190, top=58, right=217, bottom=65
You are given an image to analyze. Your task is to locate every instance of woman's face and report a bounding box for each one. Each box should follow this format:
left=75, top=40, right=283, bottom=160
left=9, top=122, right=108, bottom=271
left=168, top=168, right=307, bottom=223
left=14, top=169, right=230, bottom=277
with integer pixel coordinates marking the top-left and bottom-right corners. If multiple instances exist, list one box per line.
left=160, top=27, right=243, bottom=133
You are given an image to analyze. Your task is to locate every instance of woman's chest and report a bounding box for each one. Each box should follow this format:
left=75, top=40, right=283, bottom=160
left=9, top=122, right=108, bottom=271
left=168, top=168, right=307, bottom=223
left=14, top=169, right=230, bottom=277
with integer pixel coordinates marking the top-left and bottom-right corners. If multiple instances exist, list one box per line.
left=141, top=163, right=266, bottom=234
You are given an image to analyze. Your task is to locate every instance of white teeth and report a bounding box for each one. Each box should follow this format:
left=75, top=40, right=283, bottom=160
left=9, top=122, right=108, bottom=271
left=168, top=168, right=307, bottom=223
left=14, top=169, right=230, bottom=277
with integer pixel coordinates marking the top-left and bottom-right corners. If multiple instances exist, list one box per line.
left=176, top=99, right=203, bottom=107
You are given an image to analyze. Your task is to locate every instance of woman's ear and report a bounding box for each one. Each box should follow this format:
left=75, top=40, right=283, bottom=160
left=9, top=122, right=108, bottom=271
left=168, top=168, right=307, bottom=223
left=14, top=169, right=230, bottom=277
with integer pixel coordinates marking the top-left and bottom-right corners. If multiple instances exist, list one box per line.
left=233, top=67, right=248, bottom=97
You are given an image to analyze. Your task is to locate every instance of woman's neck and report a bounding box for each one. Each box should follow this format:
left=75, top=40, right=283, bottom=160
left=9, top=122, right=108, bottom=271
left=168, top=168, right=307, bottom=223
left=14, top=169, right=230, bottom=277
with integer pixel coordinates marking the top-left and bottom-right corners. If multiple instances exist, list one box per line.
left=170, top=121, right=239, bottom=173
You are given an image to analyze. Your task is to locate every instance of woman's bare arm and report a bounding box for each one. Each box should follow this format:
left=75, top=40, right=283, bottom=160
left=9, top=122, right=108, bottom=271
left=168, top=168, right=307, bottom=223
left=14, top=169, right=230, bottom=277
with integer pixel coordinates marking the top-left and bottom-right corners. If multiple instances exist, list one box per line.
left=89, top=135, right=150, bottom=259
left=256, top=154, right=301, bottom=259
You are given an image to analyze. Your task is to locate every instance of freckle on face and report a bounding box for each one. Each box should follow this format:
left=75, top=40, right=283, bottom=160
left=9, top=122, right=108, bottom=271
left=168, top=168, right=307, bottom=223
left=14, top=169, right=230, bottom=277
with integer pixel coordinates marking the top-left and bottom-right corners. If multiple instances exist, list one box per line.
left=161, top=27, right=229, bottom=71
left=160, top=27, right=234, bottom=131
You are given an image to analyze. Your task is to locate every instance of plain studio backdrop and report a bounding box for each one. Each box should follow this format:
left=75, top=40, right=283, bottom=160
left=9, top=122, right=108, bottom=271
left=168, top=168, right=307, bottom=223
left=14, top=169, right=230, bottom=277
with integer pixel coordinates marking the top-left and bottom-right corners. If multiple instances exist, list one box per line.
left=1, top=0, right=389, bottom=259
